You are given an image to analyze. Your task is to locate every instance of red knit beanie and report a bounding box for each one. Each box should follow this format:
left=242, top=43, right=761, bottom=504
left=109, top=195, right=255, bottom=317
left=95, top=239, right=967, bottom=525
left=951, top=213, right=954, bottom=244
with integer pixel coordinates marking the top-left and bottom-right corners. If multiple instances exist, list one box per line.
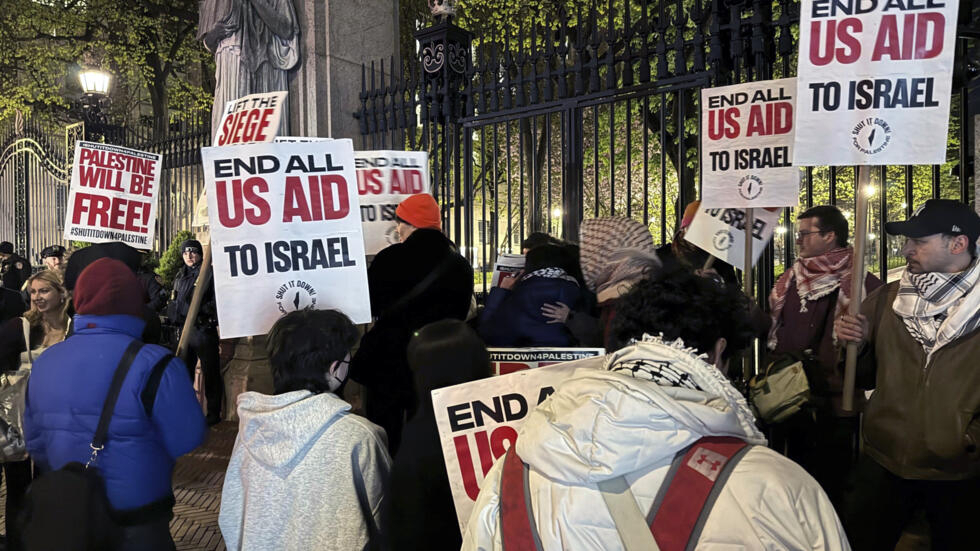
left=74, top=257, right=145, bottom=317
left=395, top=193, right=442, bottom=230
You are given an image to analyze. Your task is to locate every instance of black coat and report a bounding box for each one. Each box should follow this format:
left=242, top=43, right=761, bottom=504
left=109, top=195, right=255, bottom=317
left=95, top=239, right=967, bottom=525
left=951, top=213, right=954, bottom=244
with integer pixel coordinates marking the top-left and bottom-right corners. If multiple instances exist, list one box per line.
left=166, top=263, right=217, bottom=330
left=1, top=255, right=30, bottom=291
left=350, top=229, right=473, bottom=407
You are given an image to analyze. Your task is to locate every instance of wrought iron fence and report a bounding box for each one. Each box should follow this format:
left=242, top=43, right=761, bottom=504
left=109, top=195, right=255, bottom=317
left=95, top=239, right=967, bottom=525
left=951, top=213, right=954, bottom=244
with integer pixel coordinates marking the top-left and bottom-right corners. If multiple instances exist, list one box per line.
left=358, top=0, right=978, bottom=299
left=0, top=112, right=210, bottom=266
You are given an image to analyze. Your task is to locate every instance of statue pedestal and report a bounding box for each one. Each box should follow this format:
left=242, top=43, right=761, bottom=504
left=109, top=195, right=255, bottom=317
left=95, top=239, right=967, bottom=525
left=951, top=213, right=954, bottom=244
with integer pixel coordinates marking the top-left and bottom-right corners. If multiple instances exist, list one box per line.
left=222, top=335, right=274, bottom=421
left=289, top=0, right=398, bottom=140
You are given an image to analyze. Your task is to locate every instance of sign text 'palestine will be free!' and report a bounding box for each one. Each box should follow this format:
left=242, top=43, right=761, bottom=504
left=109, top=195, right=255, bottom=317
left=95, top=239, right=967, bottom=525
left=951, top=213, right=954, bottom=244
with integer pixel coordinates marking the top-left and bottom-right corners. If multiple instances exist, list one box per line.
left=794, top=0, right=959, bottom=165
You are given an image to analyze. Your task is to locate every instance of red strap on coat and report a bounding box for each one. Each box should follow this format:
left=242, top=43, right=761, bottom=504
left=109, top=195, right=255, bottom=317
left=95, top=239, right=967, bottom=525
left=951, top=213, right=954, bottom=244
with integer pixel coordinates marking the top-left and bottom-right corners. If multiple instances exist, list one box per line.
left=650, top=436, right=748, bottom=551
left=499, top=448, right=538, bottom=551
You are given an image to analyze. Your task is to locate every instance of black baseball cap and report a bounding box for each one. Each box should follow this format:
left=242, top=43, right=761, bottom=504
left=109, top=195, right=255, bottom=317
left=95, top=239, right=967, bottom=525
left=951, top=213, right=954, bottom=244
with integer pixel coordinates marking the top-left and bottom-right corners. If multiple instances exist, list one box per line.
left=885, top=199, right=980, bottom=244
left=40, top=245, right=66, bottom=259
left=0, top=242, right=12, bottom=255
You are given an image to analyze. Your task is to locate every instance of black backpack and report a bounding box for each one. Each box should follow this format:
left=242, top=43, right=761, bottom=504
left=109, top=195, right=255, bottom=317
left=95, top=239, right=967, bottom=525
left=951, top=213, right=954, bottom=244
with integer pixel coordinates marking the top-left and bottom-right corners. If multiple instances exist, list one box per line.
left=20, top=340, right=166, bottom=551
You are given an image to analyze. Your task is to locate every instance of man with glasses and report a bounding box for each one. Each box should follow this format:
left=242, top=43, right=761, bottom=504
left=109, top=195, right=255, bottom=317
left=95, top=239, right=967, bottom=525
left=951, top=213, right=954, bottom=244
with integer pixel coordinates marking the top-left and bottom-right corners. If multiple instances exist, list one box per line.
left=836, top=199, right=980, bottom=550
left=767, top=205, right=881, bottom=510
left=166, top=238, right=223, bottom=425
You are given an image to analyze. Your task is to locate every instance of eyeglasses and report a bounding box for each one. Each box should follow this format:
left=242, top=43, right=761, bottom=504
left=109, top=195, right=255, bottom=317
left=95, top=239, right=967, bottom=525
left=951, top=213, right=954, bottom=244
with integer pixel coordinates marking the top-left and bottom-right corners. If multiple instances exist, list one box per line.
left=795, top=230, right=828, bottom=240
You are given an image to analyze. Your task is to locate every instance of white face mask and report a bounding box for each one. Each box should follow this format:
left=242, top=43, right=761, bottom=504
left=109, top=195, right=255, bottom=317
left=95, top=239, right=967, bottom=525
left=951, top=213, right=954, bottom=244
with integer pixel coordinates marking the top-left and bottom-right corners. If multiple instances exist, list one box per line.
left=327, top=352, right=351, bottom=392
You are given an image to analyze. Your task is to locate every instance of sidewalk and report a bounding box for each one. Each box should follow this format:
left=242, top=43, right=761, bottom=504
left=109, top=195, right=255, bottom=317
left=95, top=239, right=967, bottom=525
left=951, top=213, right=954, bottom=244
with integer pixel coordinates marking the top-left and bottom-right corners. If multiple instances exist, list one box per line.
left=0, top=421, right=237, bottom=551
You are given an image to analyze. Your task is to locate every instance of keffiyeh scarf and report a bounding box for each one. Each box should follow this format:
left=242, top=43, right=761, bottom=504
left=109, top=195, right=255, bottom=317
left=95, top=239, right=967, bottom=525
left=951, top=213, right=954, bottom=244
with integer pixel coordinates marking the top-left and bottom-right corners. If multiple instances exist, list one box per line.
left=767, top=247, right=855, bottom=349
left=892, top=257, right=980, bottom=364
left=605, top=334, right=767, bottom=445
left=521, top=267, right=579, bottom=285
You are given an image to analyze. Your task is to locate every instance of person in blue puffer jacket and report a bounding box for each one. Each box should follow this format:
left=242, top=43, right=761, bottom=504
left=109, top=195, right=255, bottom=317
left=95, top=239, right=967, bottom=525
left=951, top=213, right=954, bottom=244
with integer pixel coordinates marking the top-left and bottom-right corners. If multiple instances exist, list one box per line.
left=24, top=257, right=207, bottom=550
left=478, top=244, right=582, bottom=347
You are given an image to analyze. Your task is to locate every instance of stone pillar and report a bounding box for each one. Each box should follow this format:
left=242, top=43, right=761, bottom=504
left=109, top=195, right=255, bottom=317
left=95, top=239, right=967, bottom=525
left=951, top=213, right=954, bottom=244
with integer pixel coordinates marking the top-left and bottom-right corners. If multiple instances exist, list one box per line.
left=222, top=335, right=274, bottom=421
left=288, top=0, right=399, bottom=141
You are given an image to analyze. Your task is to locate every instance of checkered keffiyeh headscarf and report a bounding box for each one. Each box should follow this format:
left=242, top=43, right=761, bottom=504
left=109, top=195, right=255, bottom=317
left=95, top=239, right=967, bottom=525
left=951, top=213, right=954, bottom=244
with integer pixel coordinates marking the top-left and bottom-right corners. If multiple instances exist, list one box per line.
left=579, top=217, right=658, bottom=293
left=892, top=257, right=980, bottom=363
left=767, top=247, right=855, bottom=349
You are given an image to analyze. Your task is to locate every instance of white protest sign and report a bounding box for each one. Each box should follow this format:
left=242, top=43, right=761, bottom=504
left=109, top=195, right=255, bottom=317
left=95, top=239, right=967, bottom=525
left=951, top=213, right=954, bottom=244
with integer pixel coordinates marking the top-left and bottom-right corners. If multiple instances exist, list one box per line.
left=701, top=79, right=800, bottom=208
left=432, top=358, right=598, bottom=530
left=63, top=142, right=162, bottom=250
left=490, top=253, right=525, bottom=287
left=213, top=91, right=287, bottom=146
left=794, top=0, right=959, bottom=165
left=354, top=151, right=430, bottom=255
left=489, top=348, right=605, bottom=376
left=684, top=207, right=781, bottom=267
left=201, top=139, right=371, bottom=338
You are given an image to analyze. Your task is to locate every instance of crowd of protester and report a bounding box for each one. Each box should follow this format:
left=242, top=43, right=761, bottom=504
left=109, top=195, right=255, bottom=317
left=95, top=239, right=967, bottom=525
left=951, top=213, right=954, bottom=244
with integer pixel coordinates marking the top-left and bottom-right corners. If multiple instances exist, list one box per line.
left=0, top=193, right=977, bottom=550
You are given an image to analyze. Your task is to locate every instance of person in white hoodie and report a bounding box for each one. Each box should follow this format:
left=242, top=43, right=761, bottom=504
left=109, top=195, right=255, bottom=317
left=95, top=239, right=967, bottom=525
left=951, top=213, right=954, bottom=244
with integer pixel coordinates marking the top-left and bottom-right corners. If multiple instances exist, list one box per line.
left=219, top=309, right=391, bottom=550
left=462, top=267, right=851, bottom=550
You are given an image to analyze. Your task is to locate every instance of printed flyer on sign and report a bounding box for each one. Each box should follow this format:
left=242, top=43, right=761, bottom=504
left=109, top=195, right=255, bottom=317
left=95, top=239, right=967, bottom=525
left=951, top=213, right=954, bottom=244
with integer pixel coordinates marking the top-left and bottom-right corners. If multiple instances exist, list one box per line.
left=489, top=348, right=605, bottom=376
left=489, top=253, right=525, bottom=287
left=213, top=91, right=287, bottom=146
left=201, top=139, right=371, bottom=338
left=794, top=0, right=959, bottom=165
left=355, top=151, right=430, bottom=255
left=684, top=207, right=781, bottom=267
left=63, top=141, right=162, bottom=250
left=701, top=79, right=799, bottom=208
left=432, top=357, right=597, bottom=530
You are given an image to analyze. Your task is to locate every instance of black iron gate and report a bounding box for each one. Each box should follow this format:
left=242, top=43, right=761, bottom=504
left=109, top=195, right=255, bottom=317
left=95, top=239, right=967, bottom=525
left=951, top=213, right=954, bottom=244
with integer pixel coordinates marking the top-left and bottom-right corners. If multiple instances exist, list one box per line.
left=363, top=0, right=978, bottom=295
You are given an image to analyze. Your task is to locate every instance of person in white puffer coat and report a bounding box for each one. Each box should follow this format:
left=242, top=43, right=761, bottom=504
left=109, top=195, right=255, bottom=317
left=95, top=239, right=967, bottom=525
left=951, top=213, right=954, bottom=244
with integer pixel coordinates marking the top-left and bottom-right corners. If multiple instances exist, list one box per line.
left=462, top=268, right=850, bottom=551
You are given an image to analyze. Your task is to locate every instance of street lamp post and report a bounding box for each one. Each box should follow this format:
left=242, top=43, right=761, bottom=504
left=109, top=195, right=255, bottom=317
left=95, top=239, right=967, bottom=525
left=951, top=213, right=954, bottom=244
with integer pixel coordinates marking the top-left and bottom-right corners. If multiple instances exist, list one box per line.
left=77, top=68, right=113, bottom=140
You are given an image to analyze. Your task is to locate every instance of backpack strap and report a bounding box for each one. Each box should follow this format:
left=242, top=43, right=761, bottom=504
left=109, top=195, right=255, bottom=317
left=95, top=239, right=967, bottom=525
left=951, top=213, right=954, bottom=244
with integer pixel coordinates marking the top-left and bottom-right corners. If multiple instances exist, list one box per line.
left=140, top=353, right=175, bottom=416
left=499, top=448, right=543, bottom=551
left=89, top=340, right=145, bottom=463
left=648, top=436, right=752, bottom=551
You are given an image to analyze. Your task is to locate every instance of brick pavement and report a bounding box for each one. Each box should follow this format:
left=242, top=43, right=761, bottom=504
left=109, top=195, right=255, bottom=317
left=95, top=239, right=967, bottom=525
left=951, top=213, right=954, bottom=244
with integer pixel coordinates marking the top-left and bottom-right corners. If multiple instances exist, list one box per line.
left=0, top=421, right=237, bottom=551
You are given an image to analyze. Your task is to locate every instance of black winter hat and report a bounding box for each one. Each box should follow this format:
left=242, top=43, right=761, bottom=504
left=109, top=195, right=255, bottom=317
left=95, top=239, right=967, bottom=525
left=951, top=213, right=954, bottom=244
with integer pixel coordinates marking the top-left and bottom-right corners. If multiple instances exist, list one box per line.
left=0, top=242, right=13, bottom=255
left=180, top=239, right=203, bottom=254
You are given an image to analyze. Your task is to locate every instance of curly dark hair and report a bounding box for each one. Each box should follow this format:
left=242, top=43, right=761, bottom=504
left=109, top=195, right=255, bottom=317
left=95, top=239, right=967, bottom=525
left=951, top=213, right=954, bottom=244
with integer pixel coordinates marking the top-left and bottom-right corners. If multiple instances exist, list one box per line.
left=608, top=267, right=756, bottom=359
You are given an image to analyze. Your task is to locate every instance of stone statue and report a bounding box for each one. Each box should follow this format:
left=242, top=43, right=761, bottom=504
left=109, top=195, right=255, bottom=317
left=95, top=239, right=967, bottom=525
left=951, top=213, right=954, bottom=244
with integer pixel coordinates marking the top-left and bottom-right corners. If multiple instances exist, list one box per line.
left=198, top=0, right=300, bottom=139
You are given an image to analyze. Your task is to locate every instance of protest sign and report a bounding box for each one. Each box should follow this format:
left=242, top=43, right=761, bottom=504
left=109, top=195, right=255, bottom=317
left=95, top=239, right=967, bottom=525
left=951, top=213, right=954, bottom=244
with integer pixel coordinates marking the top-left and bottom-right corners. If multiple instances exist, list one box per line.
left=490, top=253, right=525, bottom=287
left=794, top=0, right=959, bottom=165
left=213, top=91, right=287, bottom=146
left=354, top=151, right=430, bottom=255
left=701, top=79, right=799, bottom=208
left=201, top=139, right=371, bottom=338
left=684, top=207, right=781, bottom=267
left=489, top=348, right=605, bottom=376
left=432, top=357, right=598, bottom=529
left=63, top=141, right=162, bottom=249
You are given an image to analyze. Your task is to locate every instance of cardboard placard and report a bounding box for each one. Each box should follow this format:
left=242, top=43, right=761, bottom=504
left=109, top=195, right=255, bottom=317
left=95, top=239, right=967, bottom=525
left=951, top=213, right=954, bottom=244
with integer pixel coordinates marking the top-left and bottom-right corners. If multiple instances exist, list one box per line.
left=701, top=79, right=800, bottom=208
left=63, top=141, right=162, bottom=250
left=354, top=151, right=430, bottom=255
left=793, top=0, right=959, bottom=165
left=488, top=348, right=606, bottom=376
left=432, top=358, right=596, bottom=530
left=213, top=91, right=287, bottom=147
left=201, top=139, right=371, bottom=338
left=684, top=207, right=781, bottom=267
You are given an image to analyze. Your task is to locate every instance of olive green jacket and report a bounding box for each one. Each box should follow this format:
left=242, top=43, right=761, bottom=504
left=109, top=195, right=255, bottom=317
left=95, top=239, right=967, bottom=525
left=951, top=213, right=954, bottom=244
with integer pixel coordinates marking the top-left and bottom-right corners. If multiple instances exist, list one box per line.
left=859, top=282, right=980, bottom=480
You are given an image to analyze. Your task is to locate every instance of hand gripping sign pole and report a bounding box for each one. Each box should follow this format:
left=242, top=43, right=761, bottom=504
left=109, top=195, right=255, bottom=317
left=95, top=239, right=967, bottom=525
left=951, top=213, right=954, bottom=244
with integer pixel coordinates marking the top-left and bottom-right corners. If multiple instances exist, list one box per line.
left=842, top=167, right=871, bottom=413
left=176, top=243, right=213, bottom=359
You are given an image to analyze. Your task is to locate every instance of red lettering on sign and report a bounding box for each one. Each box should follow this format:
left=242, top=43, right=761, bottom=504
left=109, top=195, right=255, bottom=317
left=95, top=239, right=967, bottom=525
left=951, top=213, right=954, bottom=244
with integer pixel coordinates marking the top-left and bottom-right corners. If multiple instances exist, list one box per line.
left=283, top=175, right=350, bottom=223
left=871, top=13, right=944, bottom=61
left=215, top=177, right=271, bottom=228
left=809, top=18, right=862, bottom=66
left=707, top=108, right=740, bottom=140
left=746, top=102, right=793, bottom=137
left=357, top=169, right=384, bottom=195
